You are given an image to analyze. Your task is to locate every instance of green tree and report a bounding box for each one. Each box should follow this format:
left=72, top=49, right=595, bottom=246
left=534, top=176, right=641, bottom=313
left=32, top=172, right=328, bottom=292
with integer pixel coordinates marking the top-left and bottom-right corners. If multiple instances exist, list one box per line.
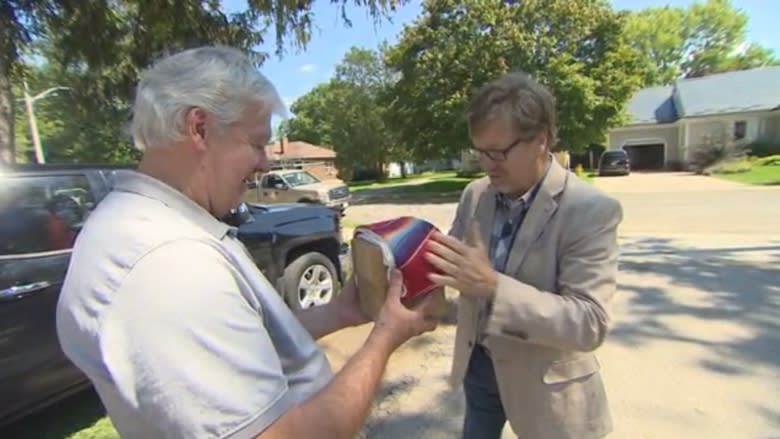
left=1, top=0, right=408, bottom=164
left=286, top=83, right=338, bottom=148
left=624, top=6, right=687, bottom=86
left=384, top=0, right=644, bottom=159
left=13, top=50, right=140, bottom=164
left=625, top=0, right=778, bottom=85
left=286, top=45, right=404, bottom=180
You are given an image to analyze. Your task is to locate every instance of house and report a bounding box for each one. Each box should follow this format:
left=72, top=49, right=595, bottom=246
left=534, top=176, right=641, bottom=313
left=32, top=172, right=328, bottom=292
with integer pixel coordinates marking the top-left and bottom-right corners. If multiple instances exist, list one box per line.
left=265, top=137, right=338, bottom=180
left=607, top=65, right=780, bottom=170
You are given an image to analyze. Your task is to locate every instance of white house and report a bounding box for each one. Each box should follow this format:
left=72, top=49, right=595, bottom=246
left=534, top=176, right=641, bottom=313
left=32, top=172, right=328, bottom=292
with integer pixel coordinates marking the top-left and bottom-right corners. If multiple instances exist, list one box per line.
left=608, top=66, right=780, bottom=170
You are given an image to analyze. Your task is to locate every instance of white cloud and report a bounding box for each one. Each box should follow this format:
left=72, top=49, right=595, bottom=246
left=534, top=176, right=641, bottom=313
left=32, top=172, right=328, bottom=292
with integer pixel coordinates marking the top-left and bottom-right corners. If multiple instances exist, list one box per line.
left=298, top=64, right=316, bottom=73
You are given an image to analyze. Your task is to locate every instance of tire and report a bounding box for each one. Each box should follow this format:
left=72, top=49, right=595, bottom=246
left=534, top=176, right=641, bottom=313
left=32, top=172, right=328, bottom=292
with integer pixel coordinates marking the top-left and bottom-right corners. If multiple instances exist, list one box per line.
left=282, top=251, right=339, bottom=311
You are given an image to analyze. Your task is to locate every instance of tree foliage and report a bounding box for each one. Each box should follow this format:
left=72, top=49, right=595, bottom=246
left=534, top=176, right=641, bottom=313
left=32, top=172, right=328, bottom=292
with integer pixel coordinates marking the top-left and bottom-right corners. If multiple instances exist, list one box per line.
left=1, top=0, right=408, bottom=164
left=625, top=0, right=778, bottom=86
left=383, top=0, right=644, bottom=157
left=285, top=45, right=405, bottom=180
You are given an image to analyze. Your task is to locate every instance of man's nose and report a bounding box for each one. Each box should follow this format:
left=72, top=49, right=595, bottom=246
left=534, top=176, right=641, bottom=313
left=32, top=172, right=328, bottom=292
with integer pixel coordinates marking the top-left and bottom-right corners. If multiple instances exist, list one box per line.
left=255, top=150, right=271, bottom=173
left=479, top=155, right=498, bottom=171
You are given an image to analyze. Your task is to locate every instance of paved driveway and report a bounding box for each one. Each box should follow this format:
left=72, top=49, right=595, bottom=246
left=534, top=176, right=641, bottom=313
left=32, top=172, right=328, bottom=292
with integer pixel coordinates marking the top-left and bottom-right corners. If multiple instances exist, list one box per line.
left=333, top=172, right=780, bottom=438
left=594, top=173, right=780, bottom=236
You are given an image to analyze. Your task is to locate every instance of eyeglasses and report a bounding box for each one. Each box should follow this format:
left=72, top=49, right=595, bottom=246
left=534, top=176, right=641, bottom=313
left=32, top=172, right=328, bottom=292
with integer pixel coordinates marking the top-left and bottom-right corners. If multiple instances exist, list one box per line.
left=471, top=135, right=535, bottom=162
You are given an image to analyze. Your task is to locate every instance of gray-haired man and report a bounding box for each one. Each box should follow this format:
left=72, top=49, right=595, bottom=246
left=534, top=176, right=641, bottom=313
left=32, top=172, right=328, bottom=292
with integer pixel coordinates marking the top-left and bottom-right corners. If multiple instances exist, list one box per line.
left=56, top=46, right=439, bottom=439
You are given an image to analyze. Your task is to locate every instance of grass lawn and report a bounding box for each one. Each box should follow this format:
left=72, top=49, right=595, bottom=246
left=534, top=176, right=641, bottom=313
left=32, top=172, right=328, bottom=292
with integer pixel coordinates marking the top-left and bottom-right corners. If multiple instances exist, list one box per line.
left=714, top=164, right=780, bottom=185
left=348, top=171, right=464, bottom=192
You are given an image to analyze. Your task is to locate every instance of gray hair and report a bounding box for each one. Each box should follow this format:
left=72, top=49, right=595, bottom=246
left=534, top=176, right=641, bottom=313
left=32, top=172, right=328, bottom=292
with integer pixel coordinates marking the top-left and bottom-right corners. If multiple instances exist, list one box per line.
left=130, top=45, right=286, bottom=151
left=467, top=72, right=558, bottom=148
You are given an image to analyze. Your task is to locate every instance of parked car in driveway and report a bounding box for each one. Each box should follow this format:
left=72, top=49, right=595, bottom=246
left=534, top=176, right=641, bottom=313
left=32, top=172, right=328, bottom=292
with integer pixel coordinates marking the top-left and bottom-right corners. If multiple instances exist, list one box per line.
left=598, top=149, right=631, bottom=176
left=243, top=169, right=352, bottom=216
left=0, top=163, right=348, bottom=427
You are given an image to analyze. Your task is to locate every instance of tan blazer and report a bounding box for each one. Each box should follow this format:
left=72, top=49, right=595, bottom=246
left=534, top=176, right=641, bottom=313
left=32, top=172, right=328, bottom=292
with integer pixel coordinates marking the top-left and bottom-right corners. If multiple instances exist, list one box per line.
left=448, top=158, right=623, bottom=439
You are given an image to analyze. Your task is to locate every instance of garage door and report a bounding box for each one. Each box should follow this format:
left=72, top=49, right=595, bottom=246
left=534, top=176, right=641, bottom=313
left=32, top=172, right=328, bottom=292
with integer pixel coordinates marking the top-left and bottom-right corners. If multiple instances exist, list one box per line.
left=623, top=144, right=665, bottom=170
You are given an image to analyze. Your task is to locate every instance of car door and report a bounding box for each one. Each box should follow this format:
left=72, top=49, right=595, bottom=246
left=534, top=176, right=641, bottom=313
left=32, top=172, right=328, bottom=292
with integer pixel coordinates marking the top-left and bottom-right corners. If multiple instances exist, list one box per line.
left=261, top=174, right=283, bottom=203
left=0, top=172, right=98, bottom=423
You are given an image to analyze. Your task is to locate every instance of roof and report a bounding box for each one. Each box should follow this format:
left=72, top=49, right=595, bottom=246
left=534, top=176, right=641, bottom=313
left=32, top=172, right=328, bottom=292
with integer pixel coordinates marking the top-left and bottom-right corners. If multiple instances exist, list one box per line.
left=626, top=85, right=678, bottom=124
left=623, top=65, right=780, bottom=126
left=265, top=140, right=336, bottom=160
left=674, top=65, right=780, bottom=117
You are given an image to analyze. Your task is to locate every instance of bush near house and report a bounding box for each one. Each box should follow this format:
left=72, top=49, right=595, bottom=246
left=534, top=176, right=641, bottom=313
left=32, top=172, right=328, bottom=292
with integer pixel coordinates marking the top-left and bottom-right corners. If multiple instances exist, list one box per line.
left=689, top=140, right=748, bottom=174
left=745, top=141, right=780, bottom=158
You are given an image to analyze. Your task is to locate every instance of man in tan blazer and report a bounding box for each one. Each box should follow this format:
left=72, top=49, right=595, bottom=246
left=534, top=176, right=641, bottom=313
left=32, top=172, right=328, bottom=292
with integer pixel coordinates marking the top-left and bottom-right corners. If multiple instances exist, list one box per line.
left=425, top=72, right=623, bottom=439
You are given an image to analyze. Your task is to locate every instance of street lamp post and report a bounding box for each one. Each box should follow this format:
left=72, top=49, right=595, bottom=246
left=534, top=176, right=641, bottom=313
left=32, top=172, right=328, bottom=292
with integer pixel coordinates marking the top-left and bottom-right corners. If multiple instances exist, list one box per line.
left=19, top=82, right=71, bottom=164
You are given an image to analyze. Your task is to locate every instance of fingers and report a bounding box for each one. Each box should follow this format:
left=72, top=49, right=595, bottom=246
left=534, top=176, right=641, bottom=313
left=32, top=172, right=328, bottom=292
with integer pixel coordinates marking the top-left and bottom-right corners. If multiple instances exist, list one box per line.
left=427, top=272, right=457, bottom=288
left=467, top=221, right=487, bottom=251
left=424, top=248, right=459, bottom=275
left=426, top=239, right=461, bottom=264
left=431, top=231, right=469, bottom=254
left=386, top=269, right=404, bottom=301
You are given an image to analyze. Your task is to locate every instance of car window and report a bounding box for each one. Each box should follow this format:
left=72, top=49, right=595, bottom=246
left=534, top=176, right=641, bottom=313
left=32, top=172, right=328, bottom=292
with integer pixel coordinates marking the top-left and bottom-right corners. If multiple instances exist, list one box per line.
left=602, top=151, right=626, bottom=161
left=0, top=174, right=96, bottom=256
left=262, top=174, right=284, bottom=188
left=284, top=171, right=320, bottom=187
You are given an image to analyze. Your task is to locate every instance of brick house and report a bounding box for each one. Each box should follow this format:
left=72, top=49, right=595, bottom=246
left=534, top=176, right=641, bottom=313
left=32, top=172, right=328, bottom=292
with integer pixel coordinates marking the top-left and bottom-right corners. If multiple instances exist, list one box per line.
left=264, top=137, right=339, bottom=181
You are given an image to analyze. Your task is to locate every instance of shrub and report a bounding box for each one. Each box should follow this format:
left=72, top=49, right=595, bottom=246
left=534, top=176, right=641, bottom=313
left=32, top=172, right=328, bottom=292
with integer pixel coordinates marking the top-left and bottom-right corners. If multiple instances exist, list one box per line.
left=704, top=156, right=752, bottom=175
left=745, top=141, right=780, bottom=157
left=689, top=140, right=748, bottom=174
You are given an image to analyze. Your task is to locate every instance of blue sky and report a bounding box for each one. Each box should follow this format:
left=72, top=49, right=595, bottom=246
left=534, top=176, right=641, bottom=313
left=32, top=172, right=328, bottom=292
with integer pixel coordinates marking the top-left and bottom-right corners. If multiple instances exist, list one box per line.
left=223, top=0, right=780, bottom=111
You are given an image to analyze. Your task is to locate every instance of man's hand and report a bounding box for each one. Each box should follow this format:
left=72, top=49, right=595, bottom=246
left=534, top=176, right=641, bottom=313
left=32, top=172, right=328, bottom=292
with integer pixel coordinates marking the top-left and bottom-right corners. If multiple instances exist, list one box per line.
left=295, top=275, right=370, bottom=339
left=368, top=269, right=439, bottom=353
left=333, top=276, right=371, bottom=328
left=424, top=222, right=498, bottom=299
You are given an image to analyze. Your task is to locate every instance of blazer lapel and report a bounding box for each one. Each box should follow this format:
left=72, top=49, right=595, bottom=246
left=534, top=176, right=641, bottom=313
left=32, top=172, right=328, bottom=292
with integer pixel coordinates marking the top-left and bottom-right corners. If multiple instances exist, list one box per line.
left=504, top=156, right=568, bottom=274
left=469, top=183, right=496, bottom=248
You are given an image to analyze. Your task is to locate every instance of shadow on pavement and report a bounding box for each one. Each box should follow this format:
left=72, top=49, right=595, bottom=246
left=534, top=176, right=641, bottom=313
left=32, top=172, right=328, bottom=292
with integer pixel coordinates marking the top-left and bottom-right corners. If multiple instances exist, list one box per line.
left=360, top=374, right=464, bottom=438
left=612, top=237, right=780, bottom=374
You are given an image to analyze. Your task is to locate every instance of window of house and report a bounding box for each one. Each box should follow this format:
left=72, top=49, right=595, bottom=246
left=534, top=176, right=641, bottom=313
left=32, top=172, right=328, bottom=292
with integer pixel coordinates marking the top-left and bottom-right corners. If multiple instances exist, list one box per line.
left=733, top=121, right=747, bottom=140
left=0, top=174, right=96, bottom=256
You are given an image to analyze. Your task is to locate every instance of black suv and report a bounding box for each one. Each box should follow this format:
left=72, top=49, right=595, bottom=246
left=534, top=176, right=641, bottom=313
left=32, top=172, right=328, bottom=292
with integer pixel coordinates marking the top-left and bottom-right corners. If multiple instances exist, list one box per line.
left=0, top=163, right=348, bottom=426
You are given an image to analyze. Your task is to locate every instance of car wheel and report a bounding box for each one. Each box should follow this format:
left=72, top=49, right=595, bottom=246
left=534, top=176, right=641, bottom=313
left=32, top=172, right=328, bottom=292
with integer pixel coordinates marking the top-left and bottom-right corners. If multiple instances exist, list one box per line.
left=282, top=251, right=339, bottom=311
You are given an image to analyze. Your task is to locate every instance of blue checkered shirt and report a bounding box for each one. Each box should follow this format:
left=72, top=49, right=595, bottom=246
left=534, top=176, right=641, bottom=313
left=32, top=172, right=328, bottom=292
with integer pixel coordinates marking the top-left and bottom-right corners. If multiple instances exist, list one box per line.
left=477, top=159, right=550, bottom=342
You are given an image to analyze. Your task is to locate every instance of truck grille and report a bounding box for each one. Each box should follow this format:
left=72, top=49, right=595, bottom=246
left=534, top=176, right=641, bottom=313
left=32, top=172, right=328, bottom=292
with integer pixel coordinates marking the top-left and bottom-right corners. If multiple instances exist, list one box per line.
left=328, top=186, right=350, bottom=200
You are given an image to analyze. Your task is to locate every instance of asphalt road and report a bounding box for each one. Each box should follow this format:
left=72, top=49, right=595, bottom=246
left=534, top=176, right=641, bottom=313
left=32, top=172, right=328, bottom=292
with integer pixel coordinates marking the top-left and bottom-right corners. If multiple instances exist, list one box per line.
left=333, top=172, right=780, bottom=438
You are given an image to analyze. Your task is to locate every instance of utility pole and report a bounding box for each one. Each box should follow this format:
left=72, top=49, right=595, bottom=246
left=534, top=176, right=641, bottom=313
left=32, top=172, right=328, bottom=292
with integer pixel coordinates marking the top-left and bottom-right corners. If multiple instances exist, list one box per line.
left=19, top=82, right=71, bottom=164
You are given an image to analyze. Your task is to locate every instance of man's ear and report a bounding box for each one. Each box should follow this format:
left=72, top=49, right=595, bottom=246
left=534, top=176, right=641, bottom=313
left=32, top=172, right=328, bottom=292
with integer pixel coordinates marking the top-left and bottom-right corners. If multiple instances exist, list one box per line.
left=537, top=131, right=548, bottom=154
left=185, top=107, right=209, bottom=152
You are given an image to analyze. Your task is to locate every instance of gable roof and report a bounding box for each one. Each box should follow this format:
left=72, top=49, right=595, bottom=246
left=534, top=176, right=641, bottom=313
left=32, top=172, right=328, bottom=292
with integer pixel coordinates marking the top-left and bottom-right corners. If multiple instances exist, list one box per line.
left=626, top=85, right=678, bottom=124
left=674, top=65, right=780, bottom=117
left=623, top=65, right=780, bottom=126
left=265, top=140, right=336, bottom=160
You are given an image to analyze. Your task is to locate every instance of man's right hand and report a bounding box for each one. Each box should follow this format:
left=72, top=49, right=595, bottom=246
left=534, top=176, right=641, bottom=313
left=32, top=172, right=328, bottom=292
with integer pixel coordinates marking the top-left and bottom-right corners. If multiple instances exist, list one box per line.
left=368, top=269, right=439, bottom=353
left=257, top=268, right=440, bottom=439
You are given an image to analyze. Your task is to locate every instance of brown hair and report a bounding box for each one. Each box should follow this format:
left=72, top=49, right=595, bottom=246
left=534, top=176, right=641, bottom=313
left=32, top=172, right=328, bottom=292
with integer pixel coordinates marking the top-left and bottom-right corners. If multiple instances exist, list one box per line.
left=467, top=72, right=558, bottom=148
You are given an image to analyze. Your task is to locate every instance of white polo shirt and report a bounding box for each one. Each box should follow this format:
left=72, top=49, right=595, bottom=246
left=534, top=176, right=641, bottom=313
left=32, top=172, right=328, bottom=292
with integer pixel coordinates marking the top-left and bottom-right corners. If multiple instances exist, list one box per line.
left=56, top=170, right=332, bottom=439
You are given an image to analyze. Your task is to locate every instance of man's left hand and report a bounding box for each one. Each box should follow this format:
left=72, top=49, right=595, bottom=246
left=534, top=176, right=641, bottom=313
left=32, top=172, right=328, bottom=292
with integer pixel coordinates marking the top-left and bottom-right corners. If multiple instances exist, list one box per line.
left=425, top=222, right=498, bottom=299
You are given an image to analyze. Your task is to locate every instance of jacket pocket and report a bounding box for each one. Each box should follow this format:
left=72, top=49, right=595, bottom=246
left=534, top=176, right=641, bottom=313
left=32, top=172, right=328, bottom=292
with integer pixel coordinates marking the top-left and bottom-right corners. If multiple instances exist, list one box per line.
left=543, top=355, right=600, bottom=385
